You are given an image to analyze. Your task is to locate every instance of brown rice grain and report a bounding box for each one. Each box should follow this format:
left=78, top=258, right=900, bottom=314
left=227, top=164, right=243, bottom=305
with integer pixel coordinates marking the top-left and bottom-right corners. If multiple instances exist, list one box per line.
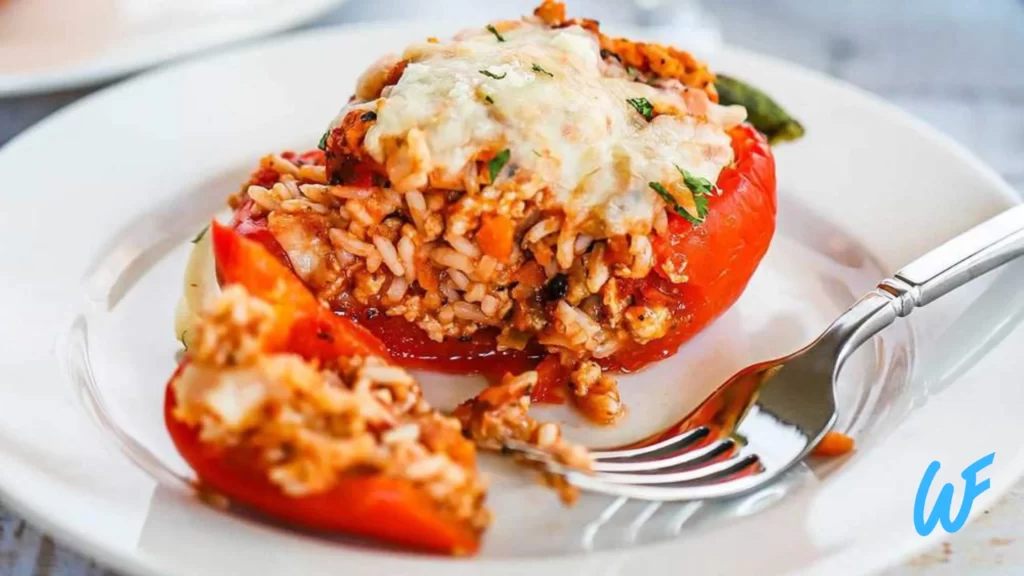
left=281, top=179, right=301, bottom=198
left=447, top=234, right=482, bottom=259
left=464, top=162, right=481, bottom=196
left=574, top=234, right=594, bottom=255
left=346, top=199, right=376, bottom=227
left=397, top=236, right=417, bottom=282
left=269, top=154, right=300, bottom=176
left=247, top=185, right=279, bottom=211
left=372, top=236, right=405, bottom=277
left=464, top=283, right=486, bottom=303
left=438, top=305, right=456, bottom=324
left=448, top=268, right=471, bottom=290
left=453, top=301, right=490, bottom=323
left=406, top=190, right=427, bottom=231
left=329, top=185, right=374, bottom=200
left=536, top=422, right=559, bottom=447
left=525, top=217, right=560, bottom=244
left=592, top=337, right=622, bottom=359
left=382, top=423, right=420, bottom=445
left=329, top=229, right=376, bottom=258
left=556, top=227, right=576, bottom=270
left=403, top=455, right=447, bottom=480
left=299, top=183, right=331, bottom=204
left=440, top=279, right=461, bottom=304
left=480, top=295, right=500, bottom=317
left=298, top=164, right=328, bottom=184
left=431, top=246, right=474, bottom=275
left=544, top=259, right=559, bottom=279
left=476, top=255, right=497, bottom=282
left=366, top=251, right=383, bottom=273
left=280, top=199, right=329, bottom=214
left=348, top=221, right=367, bottom=239
left=385, top=277, right=409, bottom=302
left=334, top=249, right=356, bottom=267
left=586, top=243, right=609, bottom=292
left=426, top=192, right=445, bottom=211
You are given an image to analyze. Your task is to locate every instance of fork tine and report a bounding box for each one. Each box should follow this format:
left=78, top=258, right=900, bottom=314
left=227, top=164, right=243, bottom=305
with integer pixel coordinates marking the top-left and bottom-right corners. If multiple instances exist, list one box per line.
left=592, top=426, right=709, bottom=460
left=564, top=470, right=768, bottom=501
left=592, top=438, right=735, bottom=472
left=501, top=440, right=551, bottom=462
left=585, top=453, right=759, bottom=485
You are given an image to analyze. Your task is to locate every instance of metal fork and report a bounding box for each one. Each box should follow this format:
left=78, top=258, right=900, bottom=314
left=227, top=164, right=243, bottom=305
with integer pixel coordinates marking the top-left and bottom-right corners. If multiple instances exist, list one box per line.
left=510, top=204, right=1024, bottom=501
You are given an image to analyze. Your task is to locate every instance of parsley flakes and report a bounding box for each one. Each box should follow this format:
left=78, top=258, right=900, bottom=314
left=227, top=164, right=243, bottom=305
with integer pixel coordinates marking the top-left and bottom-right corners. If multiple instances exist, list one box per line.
left=488, top=149, right=511, bottom=181
left=317, top=130, right=329, bottom=151
left=532, top=63, right=554, bottom=77
left=649, top=166, right=717, bottom=226
left=486, top=24, right=505, bottom=42
left=360, top=111, right=378, bottom=122
left=649, top=182, right=676, bottom=209
left=479, top=69, right=507, bottom=80
left=626, top=97, right=654, bottom=121
left=679, top=166, right=717, bottom=197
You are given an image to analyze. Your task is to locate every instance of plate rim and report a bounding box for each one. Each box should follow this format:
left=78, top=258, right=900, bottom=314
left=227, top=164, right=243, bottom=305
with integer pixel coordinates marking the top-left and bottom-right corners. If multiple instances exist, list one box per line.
left=0, top=0, right=347, bottom=97
left=0, top=19, right=1021, bottom=576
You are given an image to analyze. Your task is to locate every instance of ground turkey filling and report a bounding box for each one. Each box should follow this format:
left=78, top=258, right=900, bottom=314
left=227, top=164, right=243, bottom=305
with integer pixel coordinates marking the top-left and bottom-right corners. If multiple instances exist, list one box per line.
left=224, top=1, right=746, bottom=425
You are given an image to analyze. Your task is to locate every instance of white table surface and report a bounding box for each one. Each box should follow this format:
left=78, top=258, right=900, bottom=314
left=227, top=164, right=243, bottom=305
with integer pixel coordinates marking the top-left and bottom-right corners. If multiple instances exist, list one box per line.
left=1, top=1, right=1023, bottom=574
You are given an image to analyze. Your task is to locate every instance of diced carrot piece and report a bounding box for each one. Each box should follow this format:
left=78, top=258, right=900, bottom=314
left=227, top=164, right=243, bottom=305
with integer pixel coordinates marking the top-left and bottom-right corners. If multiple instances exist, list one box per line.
left=512, top=261, right=547, bottom=290
left=812, top=431, right=855, bottom=457
left=417, top=257, right=440, bottom=293
left=476, top=214, right=514, bottom=263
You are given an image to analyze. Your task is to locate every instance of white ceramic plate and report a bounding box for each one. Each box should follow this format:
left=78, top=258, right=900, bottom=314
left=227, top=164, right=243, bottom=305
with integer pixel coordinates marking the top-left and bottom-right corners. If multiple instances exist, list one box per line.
left=0, top=0, right=345, bottom=97
left=0, top=21, right=1022, bottom=576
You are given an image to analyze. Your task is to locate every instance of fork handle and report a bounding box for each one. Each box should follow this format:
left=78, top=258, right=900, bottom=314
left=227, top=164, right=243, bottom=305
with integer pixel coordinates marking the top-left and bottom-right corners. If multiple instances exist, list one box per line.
left=881, top=204, right=1024, bottom=315
left=826, top=204, right=1024, bottom=366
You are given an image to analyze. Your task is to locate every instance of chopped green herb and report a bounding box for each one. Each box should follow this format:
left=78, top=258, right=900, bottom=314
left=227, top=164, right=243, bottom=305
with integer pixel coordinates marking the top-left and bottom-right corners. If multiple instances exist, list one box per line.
left=179, top=330, right=189, bottom=351
left=686, top=190, right=710, bottom=224
left=626, top=97, right=654, bottom=121
left=650, top=181, right=705, bottom=225
left=531, top=63, right=554, bottom=77
left=488, top=149, right=511, bottom=181
left=532, top=149, right=542, bottom=157
left=486, top=24, right=506, bottom=42
left=649, top=167, right=714, bottom=226
left=484, top=95, right=495, bottom=104
left=479, top=69, right=507, bottom=80
left=677, top=166, right=717, bottom=197
left=649, top=182, right=676, bottom=209
left=191, top=225, right=209, bottom=244
left=625, top=65, right=638, bottom=77
left=317, top=130, right=329, bottom=151
left=360, top=111, right=378, bottom=122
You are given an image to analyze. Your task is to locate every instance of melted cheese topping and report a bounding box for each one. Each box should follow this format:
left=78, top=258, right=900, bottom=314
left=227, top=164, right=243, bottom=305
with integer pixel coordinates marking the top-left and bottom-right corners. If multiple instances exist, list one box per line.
left=337, top=21, right=745, bottom=236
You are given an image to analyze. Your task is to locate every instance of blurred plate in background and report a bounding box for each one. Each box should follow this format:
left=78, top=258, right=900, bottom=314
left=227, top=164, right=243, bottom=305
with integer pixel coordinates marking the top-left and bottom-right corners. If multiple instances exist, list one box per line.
left=0, top=0, right=346, bottom=96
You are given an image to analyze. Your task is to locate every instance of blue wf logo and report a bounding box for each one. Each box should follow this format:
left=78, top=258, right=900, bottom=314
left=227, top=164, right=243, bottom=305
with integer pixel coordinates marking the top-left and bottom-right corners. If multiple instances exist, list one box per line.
left=913, top=452, right=995, bottom=536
